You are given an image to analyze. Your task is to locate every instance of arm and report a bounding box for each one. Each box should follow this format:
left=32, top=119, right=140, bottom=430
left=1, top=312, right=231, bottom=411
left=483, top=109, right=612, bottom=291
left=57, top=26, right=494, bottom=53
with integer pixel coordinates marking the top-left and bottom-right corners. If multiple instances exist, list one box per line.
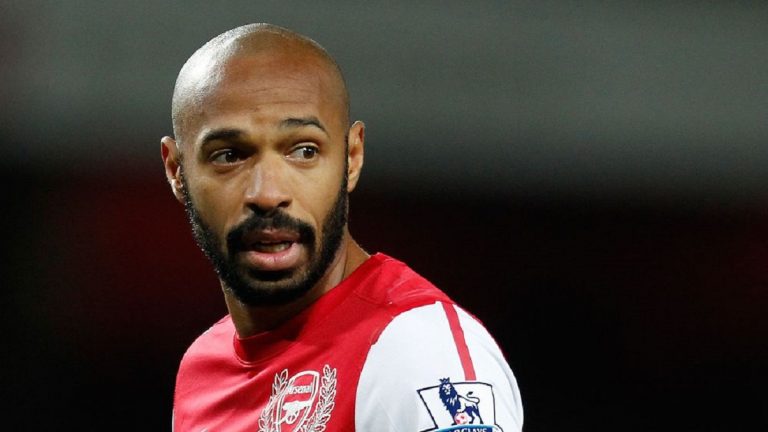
left=355, top=301, right=523, bottom=432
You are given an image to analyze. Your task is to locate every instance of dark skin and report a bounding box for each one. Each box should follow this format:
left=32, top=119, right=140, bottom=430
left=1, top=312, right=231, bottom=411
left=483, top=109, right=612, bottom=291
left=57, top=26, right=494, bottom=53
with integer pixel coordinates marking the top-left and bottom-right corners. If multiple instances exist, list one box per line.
left=161, top=27, right=368, bottom=337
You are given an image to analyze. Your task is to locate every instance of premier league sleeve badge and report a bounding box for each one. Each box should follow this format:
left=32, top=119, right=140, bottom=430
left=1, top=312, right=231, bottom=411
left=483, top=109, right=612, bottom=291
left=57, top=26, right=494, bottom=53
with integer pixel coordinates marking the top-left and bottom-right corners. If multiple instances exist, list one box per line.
left=417, top=378, right=502, bottom=432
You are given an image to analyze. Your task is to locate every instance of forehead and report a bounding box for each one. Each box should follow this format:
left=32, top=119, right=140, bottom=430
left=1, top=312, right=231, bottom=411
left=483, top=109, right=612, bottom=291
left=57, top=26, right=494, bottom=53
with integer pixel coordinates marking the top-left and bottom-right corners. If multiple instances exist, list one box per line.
left=179, top=50, right=344, bottom=144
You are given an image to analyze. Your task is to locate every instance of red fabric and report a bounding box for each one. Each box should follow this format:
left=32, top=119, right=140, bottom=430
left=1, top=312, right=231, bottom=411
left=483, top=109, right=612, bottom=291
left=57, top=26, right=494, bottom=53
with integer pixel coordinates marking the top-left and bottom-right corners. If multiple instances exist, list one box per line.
left=442, top=301, right=477, bottom=381
left=173, top=253, right=451, bottom=432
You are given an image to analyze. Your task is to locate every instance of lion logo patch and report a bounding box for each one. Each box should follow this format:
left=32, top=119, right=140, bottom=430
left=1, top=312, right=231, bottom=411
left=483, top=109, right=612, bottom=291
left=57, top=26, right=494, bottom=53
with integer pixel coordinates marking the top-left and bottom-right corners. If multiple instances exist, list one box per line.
left=417, top=378, right=501, bottom=432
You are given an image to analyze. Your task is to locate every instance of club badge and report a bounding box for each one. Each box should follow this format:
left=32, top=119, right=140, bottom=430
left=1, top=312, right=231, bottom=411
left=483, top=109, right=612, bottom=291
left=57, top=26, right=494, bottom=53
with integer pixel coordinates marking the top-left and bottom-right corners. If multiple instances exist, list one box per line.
left=258, top=365, right=336, bottom=432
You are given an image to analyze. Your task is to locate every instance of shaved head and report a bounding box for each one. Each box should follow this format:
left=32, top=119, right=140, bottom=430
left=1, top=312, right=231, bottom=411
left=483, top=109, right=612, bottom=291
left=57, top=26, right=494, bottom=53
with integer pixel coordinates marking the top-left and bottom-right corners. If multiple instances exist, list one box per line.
left=171, top=23, right=349, bottom=147
left=161, top=22, right=367, bottom=328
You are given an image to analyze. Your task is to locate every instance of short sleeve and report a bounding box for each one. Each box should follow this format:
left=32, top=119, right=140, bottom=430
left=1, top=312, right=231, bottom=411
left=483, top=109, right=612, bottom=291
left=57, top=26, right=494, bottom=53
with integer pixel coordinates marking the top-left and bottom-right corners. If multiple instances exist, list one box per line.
left=355, top=301, right=523, bottom=432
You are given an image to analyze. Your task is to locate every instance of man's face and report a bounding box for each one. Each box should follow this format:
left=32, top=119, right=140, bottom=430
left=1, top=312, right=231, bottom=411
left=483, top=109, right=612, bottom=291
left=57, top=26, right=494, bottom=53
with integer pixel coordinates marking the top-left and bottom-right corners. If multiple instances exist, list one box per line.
left=169, top=50, right=353, bottom=306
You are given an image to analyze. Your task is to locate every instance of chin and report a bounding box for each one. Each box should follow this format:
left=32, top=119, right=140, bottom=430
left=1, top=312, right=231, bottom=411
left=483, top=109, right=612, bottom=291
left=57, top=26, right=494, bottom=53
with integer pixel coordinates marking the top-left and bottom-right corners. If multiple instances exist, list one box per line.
left=226, top=269, right=317, bottom=307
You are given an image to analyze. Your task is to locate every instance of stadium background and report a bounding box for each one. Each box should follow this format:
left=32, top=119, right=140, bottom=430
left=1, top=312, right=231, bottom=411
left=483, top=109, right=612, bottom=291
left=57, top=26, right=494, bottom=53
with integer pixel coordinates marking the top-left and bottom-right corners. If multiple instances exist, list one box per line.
left=1, top=1, right=766, bottom=430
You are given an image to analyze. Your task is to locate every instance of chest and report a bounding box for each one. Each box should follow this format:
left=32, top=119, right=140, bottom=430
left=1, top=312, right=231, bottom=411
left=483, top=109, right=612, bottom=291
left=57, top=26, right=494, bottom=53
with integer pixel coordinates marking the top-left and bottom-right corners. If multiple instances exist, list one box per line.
left=174, top=323, right=381, bottom=432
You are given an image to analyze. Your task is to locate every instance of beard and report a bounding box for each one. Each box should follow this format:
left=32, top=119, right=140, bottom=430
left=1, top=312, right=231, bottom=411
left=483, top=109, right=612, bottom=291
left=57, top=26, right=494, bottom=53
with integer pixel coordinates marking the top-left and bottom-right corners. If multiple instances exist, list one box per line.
left=179, top=168, right=348, bottom=307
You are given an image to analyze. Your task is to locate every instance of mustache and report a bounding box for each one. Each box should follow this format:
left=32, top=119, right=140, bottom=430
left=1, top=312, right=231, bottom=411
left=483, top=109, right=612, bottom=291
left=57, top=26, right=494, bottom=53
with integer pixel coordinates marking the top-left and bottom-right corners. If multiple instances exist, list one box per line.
left=226, top=210, right=316, bottom=253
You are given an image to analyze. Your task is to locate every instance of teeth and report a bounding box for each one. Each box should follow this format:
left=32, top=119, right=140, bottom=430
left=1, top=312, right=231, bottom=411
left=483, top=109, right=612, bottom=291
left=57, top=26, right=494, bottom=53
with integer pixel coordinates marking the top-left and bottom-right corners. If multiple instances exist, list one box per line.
left=252, top=241, right=292, bottom=253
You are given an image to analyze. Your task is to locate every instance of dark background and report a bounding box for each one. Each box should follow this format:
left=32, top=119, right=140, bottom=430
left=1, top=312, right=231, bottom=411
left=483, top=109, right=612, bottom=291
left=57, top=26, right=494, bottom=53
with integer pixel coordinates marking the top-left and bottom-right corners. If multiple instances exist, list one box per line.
left=2, top=1, right=767, bottom=430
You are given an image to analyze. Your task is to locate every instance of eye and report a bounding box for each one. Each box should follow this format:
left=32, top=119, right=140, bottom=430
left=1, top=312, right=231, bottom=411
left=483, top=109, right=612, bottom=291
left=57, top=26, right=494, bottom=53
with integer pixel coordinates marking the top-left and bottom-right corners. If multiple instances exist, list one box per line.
left=210, top=149, right=244, bottom=165
left=287, top=145, right=319, bottom=162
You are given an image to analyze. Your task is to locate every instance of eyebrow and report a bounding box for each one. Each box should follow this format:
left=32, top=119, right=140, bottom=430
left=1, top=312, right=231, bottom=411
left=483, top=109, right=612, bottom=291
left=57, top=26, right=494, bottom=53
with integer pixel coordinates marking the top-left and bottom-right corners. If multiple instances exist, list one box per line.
left=199, top=128, right=244, bottom=148
left=198, top=117, right=329, bottom=149
left=279, top=116, right=329, bottom=136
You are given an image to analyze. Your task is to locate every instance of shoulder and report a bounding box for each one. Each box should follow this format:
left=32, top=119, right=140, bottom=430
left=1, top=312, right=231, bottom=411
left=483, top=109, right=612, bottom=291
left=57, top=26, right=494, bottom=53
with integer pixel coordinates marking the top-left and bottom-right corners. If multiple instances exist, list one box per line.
left=176, top=315, right=234, bottom=377
left=355, top=301, right=524, bottom=431
left=360, top=301, right=516, bottom=386
left=352, top=254, right=451, bottom=309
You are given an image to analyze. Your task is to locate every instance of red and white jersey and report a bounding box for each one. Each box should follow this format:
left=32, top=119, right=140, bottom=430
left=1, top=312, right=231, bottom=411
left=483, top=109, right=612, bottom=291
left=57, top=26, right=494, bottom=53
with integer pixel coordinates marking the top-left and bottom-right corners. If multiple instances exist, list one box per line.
left=173, top=253, right=523, bottom=432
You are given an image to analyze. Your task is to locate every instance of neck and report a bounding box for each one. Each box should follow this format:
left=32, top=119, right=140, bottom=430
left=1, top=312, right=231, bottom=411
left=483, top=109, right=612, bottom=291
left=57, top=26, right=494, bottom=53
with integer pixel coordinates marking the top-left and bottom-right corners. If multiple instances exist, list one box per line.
left=223, top=230, right=369, bottom=337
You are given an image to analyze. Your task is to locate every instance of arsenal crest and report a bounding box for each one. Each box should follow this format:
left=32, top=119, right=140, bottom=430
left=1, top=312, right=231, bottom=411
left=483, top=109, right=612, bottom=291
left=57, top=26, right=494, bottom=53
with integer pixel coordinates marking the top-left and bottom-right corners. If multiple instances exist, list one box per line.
left=258, top=365, right=337, bottom=432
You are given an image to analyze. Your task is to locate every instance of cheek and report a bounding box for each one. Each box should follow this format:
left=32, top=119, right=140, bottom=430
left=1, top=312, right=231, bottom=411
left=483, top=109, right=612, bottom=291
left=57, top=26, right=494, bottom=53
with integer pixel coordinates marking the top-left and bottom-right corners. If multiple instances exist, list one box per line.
left=191, top=178, right=243, bottom=233
left=297, top=168, right=345, bottom=225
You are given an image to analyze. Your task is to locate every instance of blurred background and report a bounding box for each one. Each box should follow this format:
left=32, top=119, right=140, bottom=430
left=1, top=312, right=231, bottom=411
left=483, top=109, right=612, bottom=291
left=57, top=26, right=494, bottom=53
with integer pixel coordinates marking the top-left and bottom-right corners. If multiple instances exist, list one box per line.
left=1, top=1, right=767, bottom=430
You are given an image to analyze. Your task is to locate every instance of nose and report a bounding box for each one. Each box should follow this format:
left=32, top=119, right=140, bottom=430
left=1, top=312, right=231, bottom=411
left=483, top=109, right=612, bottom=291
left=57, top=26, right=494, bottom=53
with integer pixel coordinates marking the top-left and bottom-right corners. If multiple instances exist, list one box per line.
left=243, top=154, right=292, bottom=213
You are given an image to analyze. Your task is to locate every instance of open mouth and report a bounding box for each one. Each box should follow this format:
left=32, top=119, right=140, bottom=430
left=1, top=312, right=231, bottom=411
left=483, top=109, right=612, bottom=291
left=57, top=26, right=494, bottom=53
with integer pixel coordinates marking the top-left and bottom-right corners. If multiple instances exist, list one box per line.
left=234, top=228, right=305, bottom=271
left=229, top=227, right=311, bottom=272
left=250, top=240, right=294, bottom=253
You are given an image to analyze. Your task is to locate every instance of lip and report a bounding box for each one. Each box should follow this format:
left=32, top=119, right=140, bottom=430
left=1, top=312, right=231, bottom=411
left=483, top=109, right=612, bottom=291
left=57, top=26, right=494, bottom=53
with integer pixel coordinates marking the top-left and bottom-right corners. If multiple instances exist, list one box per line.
left=244, top=228, right=301, bottom=245
left=239, top=229, right=305, bottom=272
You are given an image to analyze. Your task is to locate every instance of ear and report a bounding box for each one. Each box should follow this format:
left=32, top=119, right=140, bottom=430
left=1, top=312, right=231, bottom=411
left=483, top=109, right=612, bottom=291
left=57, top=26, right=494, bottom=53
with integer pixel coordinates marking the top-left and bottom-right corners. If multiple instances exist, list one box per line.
left=161, top=136, right=185, bottom=203
left=346, top=121, right=365, bottom=193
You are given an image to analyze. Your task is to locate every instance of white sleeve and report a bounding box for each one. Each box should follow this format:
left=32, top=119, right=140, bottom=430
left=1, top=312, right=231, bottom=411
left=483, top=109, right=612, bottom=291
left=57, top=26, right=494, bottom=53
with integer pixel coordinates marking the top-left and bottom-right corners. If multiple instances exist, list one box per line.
left=355, top=301, right=523, bottom=432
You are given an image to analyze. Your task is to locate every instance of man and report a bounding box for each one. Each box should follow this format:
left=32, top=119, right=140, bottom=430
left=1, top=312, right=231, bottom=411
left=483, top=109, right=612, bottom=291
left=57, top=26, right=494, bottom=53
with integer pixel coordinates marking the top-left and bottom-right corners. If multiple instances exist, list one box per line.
left=161, top=23, right=523, bottom=432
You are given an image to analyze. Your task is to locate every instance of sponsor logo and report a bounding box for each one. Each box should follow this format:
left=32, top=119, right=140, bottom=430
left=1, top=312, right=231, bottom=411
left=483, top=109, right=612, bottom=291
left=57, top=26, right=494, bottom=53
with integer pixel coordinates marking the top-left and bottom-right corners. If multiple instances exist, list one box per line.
left=417, top=378, right=502, bottom=432
left=258, top=365, right=337, bottom=432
